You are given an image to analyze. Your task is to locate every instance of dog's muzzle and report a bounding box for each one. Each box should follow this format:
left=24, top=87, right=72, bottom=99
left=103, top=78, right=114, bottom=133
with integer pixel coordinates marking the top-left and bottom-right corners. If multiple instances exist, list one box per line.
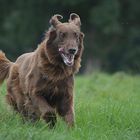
left=59, top=48, right=78, bottom=66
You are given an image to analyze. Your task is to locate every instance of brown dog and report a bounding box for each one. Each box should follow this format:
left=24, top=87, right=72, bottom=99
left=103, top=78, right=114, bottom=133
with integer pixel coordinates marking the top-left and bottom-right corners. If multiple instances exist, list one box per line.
left=0, top=13, right=84, bottom=127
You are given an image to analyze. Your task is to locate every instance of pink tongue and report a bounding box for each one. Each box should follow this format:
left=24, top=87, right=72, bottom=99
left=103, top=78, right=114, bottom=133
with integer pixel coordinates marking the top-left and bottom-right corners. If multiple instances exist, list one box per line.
left=59, top=48, right=64, bottom=53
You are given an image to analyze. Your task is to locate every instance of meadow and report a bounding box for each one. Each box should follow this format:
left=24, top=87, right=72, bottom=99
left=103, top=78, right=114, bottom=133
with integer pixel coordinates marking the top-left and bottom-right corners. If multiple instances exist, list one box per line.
left=0, top=73, right=140, bottom=140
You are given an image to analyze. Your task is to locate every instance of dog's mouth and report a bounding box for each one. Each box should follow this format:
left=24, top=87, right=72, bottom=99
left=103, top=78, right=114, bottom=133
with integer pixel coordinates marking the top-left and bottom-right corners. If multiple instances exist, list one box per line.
left=61, top=53, right=74, bottom=66
left=59, top=48, right=75, bottom=66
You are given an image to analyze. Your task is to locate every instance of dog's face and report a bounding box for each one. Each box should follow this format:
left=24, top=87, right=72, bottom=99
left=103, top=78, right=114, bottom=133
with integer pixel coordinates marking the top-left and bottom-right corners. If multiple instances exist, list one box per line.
left=55, top=23, right=82, bottom=66
left=47, top=14, right=84, bottom=66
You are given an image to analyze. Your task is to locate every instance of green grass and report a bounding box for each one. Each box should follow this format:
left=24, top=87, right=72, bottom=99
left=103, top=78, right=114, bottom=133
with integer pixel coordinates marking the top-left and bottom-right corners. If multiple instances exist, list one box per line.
left=0, top=72, right=140, bottom=140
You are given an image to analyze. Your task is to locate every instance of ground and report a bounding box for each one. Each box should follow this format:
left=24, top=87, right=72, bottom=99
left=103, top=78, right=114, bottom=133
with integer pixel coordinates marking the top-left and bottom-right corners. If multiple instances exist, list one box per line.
left=0, top=72, right=140, bottom=140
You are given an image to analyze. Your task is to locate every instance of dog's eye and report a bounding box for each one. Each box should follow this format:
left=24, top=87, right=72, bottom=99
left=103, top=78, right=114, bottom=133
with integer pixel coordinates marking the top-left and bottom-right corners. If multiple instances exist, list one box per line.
left=73, top=32, right=79, bottom=43
left=73, top=32, right=79, bottom=38
left=59, top=32, right=66, bottom=39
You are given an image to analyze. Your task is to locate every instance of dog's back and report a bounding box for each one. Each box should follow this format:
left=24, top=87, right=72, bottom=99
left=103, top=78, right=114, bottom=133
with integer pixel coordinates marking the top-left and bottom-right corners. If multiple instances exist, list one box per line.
left=0, top=51, right=12, bottom=85
left=16, top=52, right=35, bottom=75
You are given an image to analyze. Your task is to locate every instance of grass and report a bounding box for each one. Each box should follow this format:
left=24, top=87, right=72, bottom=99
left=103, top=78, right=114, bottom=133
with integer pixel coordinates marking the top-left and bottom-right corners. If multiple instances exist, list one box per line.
left=0, top=72, right=140, bottom=140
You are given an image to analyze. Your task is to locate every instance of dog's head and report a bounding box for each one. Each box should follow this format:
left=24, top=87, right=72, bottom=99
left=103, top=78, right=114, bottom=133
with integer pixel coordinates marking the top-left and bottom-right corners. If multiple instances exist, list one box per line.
left=46, top=13, right=84, bottom=66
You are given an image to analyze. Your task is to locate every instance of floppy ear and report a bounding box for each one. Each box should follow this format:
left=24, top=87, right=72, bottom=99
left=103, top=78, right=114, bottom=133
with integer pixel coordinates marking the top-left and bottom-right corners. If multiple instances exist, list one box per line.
left=79, top=32, right=84, bottom=48
left=75, top=32, right=84, bottom=58
left=47, top=29, right=57, bottom=46
left=69, top=13, right=81, bottom=27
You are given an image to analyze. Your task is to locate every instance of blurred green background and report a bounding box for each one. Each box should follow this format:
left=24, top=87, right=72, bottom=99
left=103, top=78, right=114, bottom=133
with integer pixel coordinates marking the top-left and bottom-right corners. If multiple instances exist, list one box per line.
left=0, top=0, right=140, bottom=73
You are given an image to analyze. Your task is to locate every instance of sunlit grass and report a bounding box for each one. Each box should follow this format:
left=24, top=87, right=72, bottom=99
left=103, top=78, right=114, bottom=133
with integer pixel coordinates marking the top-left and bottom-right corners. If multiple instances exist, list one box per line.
left=0, top=73, right=140, bottom=140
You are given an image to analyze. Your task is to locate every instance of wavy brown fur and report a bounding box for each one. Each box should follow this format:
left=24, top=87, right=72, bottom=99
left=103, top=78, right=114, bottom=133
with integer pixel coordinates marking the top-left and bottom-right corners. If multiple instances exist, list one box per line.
left=0, top=13, right=84, bottom=128
left=0, top=51, right=12, bottom=85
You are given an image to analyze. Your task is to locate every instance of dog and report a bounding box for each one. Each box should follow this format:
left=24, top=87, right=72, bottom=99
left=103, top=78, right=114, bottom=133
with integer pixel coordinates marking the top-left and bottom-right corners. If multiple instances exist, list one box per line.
left=0, top=13, right=84, bottom=128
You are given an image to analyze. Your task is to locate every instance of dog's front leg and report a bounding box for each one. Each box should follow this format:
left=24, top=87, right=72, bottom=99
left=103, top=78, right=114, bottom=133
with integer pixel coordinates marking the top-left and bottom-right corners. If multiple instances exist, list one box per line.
left=57, top=96, right=75, bottom=127
left=63, top=106, right=75, bottom=127
left=30, top=95, right=56, bottom=128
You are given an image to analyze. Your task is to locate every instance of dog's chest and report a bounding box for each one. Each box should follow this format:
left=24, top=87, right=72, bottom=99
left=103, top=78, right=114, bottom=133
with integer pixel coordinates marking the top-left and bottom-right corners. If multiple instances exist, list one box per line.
left=41, top=90, right=62, bottom=107
left=40, top=79, right=67, bottom=106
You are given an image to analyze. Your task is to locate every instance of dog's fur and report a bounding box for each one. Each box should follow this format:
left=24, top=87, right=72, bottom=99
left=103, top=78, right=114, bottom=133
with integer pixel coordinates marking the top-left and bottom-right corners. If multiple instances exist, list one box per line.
left=0, top=13, right=84, bottom=127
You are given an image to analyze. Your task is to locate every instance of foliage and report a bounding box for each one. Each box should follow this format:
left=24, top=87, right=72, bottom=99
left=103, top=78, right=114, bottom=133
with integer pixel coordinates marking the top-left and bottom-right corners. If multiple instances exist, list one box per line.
left=0, top=0, right=140, bottom=72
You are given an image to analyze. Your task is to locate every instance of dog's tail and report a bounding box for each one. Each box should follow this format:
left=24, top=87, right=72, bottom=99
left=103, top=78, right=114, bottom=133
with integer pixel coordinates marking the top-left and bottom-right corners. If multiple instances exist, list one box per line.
left=0, top=51, right=13, bottom=85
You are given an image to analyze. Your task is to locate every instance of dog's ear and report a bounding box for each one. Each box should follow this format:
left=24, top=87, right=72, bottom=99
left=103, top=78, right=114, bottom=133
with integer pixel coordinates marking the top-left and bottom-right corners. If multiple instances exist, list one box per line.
left=50, top=14, right=63, bottom=27
left=47, top=29, right=57, bottom=46
left=79, top=32, right=84, bottom=41
left=69, top=13, right=81, bottom=27
left=79, top=32, right=84, bottom=50
left=75, top=32, right=84, bottom=58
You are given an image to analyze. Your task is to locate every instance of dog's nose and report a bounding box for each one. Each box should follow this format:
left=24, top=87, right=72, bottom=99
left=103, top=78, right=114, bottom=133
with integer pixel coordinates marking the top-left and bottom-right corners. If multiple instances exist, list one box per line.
left=68, top=48, right=76, bottom=54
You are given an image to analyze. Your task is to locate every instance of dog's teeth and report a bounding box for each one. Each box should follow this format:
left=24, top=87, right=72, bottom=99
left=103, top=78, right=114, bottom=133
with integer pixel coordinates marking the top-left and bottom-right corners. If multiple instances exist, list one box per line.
left=61, top=53, right=74, bottom=66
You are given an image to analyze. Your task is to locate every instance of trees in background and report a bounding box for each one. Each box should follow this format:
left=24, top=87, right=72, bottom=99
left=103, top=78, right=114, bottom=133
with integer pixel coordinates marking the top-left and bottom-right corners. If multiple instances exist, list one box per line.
left=0, top=0, right=140, bottom=73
